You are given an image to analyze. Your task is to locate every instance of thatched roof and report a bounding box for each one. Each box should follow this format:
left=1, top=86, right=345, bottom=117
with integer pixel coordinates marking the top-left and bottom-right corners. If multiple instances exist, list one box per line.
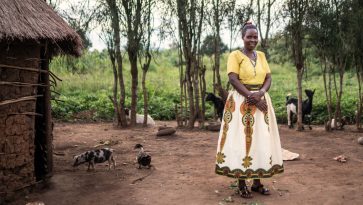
left=0, top=0, right=83, bottom=56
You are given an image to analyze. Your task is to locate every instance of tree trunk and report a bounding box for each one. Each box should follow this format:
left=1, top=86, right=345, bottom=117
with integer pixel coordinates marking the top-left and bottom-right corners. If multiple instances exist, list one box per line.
left=321, top=57, right=332, bottom=130
left=107, top=45, right=121, bottom=125
left=193, top=59, right=201, bottom=127
left=333, top=56, right=346, bottom=128
left=129, top=55, right=138, bottom=126
left=297, top=68, right=304, bottom=131
left=106, top=0, right=128, bottom=127
left=213, top=0, right=221, bottom=87
left=142, top=0, right=152, bottom=127
left=186, top=61, right=195, bottom=128
left=356, top=59, right=363, bottom=129
left=178, top=42, right=185, bottom=127
left=199, top=65, right=206, bottom=125
left=176, top=0, right=204, bottom=128
left=142, top=69, right=148, bottom=126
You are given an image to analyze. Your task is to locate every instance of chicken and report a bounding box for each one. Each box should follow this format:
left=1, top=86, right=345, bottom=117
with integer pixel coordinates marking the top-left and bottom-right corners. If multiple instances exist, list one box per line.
left=134, top=144, right=151, bottom=169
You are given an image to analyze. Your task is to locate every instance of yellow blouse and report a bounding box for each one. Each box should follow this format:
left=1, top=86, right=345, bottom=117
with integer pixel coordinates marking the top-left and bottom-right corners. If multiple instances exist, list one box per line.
left=227, top=50, right=271, bottom=85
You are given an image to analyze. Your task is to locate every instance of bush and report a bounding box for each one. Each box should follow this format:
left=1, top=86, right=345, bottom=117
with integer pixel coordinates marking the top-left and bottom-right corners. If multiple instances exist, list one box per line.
left=50, top=49, right=360, bottom=124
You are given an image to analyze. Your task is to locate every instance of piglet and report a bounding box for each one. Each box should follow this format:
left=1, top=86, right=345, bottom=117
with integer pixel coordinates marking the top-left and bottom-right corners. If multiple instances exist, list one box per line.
left=73, top=148, right=116, bottom=171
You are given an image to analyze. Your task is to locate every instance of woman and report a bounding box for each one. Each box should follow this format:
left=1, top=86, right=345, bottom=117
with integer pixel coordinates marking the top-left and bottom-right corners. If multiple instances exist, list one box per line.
left=215, top=22, right=284, bottom=198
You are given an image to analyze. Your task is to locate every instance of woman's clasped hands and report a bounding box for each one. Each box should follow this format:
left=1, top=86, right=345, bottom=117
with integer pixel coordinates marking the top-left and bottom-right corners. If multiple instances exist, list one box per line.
left=247, top=91, right=267, bottom=113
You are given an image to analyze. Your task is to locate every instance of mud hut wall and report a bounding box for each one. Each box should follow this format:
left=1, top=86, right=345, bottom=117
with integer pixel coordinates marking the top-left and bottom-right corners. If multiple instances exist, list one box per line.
left=0, top=42, right=40, bottom=196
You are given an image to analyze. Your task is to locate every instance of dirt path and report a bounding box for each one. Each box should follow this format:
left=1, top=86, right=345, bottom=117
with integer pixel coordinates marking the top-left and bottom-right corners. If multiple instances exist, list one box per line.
left=11, top=122, right=363, bottom=205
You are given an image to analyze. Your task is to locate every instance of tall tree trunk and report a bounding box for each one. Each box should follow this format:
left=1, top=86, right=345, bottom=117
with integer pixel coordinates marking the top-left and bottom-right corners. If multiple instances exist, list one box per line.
left=106, top=0, right=127, bottom=127
left=256, top=0, right=276, bottom=59
left=199, top=65, right=206, bottom=125
left=122, top=0, right=142, bottom=126
left=142, top=0, right=152, bottom=127
left=193, top=60, right=201, bottom=126
left=178, top=41, right=185, bottom=127
left=142, top=69, right=148, bottom=126
left=213, top=0, right=221, bottom=87
left=107, top=44, right=121, bottom=125
left=186, top=61, right=195, bottom=128
left=176, top=0, right=204, bottom=128
left=321, top=57, right=332, bottom=130
left=129, top=55, right=138, bottom=126
left=297, top=68, right=304, bottom=131
left=333, top=56, right=346, bottom=128
left=356, top=58, right=363, bottom=129
left=287, top=0, right=308, bottom=131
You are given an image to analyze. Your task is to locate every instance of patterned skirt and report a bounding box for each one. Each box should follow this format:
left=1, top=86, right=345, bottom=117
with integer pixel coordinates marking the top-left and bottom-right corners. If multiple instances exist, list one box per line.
left=215, top=90, right=284, bottom=179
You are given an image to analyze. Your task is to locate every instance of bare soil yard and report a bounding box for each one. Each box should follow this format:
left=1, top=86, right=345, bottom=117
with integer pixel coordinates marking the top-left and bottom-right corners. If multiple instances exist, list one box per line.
left=10, top=122, right=363, bottom=205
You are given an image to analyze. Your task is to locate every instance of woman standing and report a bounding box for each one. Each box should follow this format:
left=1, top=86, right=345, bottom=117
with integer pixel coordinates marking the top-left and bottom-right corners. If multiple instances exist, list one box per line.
left=215, top=22, right=284, bottom=198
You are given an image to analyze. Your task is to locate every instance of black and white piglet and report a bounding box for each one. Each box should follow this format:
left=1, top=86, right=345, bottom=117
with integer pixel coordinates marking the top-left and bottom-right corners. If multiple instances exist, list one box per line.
left=73, top=148, right=116, bottom=170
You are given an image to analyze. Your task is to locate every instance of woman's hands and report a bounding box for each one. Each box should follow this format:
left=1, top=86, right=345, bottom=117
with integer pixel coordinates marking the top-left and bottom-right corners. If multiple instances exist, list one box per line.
left=255, top=99, right=267, bottom=113
left=246, top=91, right=264, bottom=105
left=247, top=91, right=267, bottom=113
left=228, top=73, right=270, bottom=113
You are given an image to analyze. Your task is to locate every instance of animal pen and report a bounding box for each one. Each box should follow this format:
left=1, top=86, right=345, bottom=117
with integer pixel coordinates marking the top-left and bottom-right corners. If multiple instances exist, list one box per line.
left=0, top=0, right=82, bottom=201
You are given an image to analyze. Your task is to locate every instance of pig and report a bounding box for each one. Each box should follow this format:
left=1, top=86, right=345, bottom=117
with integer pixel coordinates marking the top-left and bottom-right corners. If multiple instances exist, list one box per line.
left=73, top=148, right=116, bottom=170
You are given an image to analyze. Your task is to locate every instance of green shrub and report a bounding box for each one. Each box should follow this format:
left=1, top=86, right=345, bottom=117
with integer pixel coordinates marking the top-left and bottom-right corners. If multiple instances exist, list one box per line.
left=50, top=49, right=360, bottom=124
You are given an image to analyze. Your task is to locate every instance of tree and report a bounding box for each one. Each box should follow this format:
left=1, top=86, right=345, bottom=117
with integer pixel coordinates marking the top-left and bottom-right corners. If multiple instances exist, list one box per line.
left=351, top=0, right=363, bottom=129
left=121, top=0, right=153, bottom=126
left=307, top=0, right=336, bottom=130
left=46, top=0, right=59, bottom=9
left=284, top=0, right=309, bottom=131
left=139, top=0, right=154, bottom=127
left=174, top=0, right=206, bottom=128
left=200, top=35, right=228, bottom=56
left=307, top=0, right=354, bottom=130
left=254, top=0, right=278, bottom=59
left=60, top=1, right=96, bottom=73
left=103, top=0, right=128, bottom=127
left=61, top=1, right=96, bottom=49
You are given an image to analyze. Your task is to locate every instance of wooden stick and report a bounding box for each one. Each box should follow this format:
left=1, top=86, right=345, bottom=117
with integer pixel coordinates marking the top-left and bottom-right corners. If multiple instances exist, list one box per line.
left=52, top=98, right=65, bottom=103
left=0, top=64, right=47, bottom=73
left=25, top=58, right=47, bottom=61
left=49, top=78, right=57, bottom=87
left=51, top=90, right=61, bottom=96
left=8, top=112, right=43, bottom=116
left=0, top=81, right=47, bottom=87
left=49, top=72, right=57, bottom=85
left=49, top=70, right=63, bottom=82
left=0, top=95, right=43, bottom=106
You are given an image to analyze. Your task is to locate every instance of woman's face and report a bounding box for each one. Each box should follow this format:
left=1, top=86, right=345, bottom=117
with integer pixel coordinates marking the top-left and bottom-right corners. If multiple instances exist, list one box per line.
left=243, top=28, right=258, bottom=50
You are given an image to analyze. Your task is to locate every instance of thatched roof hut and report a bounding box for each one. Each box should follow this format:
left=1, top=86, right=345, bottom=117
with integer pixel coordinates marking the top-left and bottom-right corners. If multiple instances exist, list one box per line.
left=0, top=0, right=82, bottom=56
left=0, top=0, right=82, bottom=202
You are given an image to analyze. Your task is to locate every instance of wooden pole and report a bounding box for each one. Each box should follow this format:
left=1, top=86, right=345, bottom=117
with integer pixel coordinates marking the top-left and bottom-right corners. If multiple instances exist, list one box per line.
left=41, top=44, right=53, bottom=177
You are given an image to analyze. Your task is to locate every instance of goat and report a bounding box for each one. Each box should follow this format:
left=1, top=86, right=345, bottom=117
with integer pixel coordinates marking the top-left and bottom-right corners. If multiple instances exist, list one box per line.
left=286, top=89, right=315, bottom=130
left=205, top=92, right=224, bottom=121
left=124, top=108, right=156, bottom=126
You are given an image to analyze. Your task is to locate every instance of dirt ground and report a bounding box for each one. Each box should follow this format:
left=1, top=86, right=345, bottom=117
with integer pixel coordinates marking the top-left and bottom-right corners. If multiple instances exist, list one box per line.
left=10, top=121, right=363, bottom=205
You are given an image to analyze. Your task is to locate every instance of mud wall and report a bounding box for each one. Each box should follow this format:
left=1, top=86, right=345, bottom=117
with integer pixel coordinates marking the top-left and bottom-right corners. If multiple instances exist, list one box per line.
left=0, top=42, right=40, bottom=199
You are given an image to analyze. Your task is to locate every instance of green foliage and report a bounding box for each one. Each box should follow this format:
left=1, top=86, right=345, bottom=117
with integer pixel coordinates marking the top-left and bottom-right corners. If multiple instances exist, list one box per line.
left=200, top=35, right=228, bottom=56
left=50, top=48, right=360, bottom=124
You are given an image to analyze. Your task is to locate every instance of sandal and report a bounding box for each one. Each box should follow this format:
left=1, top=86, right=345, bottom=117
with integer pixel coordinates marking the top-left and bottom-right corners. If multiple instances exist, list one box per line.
left=251, top=184, right=271, bottom=195
left=237, top=185, right=253, bottom=198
